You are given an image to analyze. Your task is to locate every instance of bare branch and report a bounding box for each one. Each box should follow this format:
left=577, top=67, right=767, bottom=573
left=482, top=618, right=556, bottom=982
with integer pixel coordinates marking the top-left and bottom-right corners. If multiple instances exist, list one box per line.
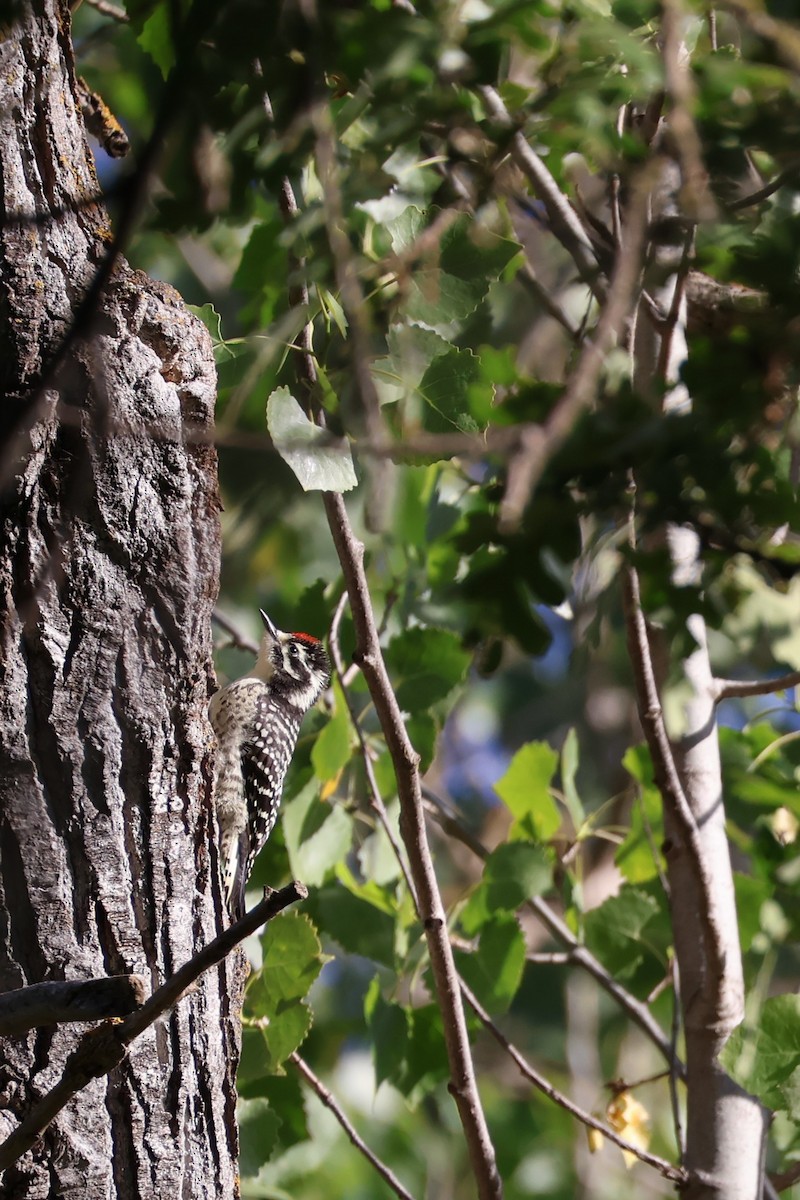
left=290, top=1054, right=416, bottom=1200
left=82, top=0, right=129, bottom=20
left=477, top=85, right=605, bottom=301
left=660, top=0, right=717, bottom=221
left=461, top=981, right=685, bottom=1183
left=770, top=1160, right=800, bottom=1193
left=328, top=594, right=419, bottom=903
left=727, top=158, right=800, bottom=211
left=685, top=269, right=766, bottom=336
left=323, top=495, right=502, bottom=1200
left=0, top=882, right=307, bottom=1171
left=713, top=671, right=800, bottom=702
left=498, top=176, right=651, bottom=532
left=0, top=976, right=145, bottom=1036
left=212, top=608, right=259, bottom=656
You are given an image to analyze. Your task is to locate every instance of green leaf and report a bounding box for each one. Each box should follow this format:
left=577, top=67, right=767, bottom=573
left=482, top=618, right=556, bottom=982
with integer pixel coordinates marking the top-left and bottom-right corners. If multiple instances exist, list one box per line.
left=494, top=742, right=560, bottom=841
left=387, top=207, right=519, bottom=326
left=237, top=1098, right=281, bottom=1178
left=245, top=920, right=321, bottom=1015
left=385, top=626, right=471, bottom=711
left=267, top=388, right=357, bottom=493
left=616, top=778, right=664, bottom=884
left=365, top=976, right=410, bottom=1088
left=583, top=888, right=661, bottom=982
left=418, top=347, right=493, bottom=434
left=484, top=842, right=553, bottom=911
left=734, top=872, right=770, bottom=953
left=721, top=995, right=800, bottom=1113
left=456, top=915, right=526, bottom=1014
left=405, top=711, right=438, bottom=772
left=373, top=324, right=451, bottom=407
left=400, top=1004, right=452, bottom=1104
left=311, top=678, right=352, bottom=784
left=233, top=216, right=289, bottom=326
left=366, top=995, right=451, bottom=1105
left=282, top=781, right=353, bottom=887
left=137, top=4, right=174, bottom=76
left=560, top=728, right=585, bottom=830
left=243, top=912, right=327, bottom=1074
left=305, top=884, right=397, bottom=967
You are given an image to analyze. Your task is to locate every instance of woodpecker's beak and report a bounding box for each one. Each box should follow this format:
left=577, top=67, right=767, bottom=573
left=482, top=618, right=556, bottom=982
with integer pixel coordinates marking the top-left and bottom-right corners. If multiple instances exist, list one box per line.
left=260, top=610, right=279, bottom=639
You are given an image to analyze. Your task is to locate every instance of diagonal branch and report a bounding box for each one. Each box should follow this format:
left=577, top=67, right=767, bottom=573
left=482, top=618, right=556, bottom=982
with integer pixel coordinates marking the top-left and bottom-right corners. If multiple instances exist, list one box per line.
left=323, top=492, right=502, bottom=1200
left=290, top=1053, right=416, bottom=1200
left=0, top=882, right=307, bottom=1171
left=461, top=981, right=685, bottom=1183
left=328, top=593, right=419, bottom=904
left=498, top=176, right=651, bottom=532
left=713, top=670, right=800, bottom=702
left=477, top=85, right=605, bottom=300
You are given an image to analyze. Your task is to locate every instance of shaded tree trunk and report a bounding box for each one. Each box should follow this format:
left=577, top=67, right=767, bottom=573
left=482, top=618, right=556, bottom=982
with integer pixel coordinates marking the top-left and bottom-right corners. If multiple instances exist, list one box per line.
left=0, top=2, right=240, bottom=1196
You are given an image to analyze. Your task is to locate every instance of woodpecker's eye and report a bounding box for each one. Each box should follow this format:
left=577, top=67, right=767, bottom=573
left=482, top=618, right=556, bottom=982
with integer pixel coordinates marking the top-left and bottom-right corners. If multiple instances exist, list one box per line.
left=288, top=643, right=300, bottom=661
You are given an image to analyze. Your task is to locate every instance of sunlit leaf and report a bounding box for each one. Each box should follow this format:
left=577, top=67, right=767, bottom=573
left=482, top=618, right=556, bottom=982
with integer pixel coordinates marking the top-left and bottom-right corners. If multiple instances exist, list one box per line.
left=267, top=388, right=357, bottom=492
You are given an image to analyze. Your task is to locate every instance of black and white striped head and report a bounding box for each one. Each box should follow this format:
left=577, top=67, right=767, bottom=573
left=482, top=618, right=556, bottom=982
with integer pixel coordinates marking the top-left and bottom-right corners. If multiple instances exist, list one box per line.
left=254, top=609, right=331, bottom=712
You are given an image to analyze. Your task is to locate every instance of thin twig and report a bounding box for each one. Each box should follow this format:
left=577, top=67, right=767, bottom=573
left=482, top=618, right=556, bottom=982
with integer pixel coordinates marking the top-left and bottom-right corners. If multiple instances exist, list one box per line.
left=313, top=110, right=385, bottom=444
left=656, top=227, right=695, bottom=384
left=460, top=981, right=685, bottom=1183
left=498, top=175, right=651, bottom=532
left=82, top=0, right=129, bottom=20
left=0, top=883, right=307, bottom=1171
left=323, top=495, right=502, bottom=1200
left=713, top=671, right=800, bottom=702
left=478, top=85, right=605, bottom=301
left=290, top=1053, right=416, bottom=1200
left=727, top=159, right=800, bottom=211
left=770, top=1160, right=800, bottom=1193
left=518, top=262, right=581, bottom=342
left=328, top=593, right=419, bottom=903
left=668, top=958, right=685, bottom=1158
left=212, top=609, right=259, bottom=656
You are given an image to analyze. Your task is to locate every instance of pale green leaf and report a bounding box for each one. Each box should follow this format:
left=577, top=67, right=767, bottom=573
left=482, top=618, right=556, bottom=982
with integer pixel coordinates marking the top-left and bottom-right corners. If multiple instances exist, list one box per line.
left=267, top=387, right=357, bottom=493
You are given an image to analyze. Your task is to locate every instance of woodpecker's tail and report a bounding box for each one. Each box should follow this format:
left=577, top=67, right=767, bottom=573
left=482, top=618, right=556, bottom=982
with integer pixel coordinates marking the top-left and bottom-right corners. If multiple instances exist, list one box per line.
left=221, top=828, right=250, bottom=922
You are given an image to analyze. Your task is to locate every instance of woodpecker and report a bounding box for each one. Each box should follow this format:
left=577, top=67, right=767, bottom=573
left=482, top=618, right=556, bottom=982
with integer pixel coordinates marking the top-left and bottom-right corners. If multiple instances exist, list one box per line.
left=209, top=609, right=331, bottom=918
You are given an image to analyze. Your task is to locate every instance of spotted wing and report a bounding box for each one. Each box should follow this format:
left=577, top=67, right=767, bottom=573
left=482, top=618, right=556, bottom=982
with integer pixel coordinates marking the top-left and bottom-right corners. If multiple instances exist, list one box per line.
left=230, top=693, right=301, bottom=916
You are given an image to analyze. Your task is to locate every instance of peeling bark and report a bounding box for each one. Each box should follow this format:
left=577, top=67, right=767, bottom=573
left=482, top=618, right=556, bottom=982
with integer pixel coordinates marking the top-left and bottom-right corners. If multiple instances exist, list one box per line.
left=0, top=3, right=239, bottom=1197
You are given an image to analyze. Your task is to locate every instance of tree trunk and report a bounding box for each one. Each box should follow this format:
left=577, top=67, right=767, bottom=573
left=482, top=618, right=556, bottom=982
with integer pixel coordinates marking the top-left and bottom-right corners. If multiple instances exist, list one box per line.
left=631, top=147, right=769, bottom=1197
left=0, top=3, right=239, bottom=1196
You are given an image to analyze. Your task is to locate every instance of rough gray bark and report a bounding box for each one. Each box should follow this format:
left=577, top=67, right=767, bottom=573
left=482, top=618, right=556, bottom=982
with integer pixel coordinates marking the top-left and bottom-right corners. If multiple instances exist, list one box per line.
left=0, top=3, right=240, bottom=1197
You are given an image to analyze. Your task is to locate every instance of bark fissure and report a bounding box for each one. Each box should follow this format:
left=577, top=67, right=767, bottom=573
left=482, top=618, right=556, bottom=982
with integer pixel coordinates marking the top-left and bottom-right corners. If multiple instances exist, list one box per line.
left=0, top=3, right=239, bottom=1194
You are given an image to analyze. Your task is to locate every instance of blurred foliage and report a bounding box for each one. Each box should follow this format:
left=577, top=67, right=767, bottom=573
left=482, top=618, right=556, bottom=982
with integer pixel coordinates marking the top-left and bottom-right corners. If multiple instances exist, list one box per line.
left=72, top=0, right=800, bottom=1193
